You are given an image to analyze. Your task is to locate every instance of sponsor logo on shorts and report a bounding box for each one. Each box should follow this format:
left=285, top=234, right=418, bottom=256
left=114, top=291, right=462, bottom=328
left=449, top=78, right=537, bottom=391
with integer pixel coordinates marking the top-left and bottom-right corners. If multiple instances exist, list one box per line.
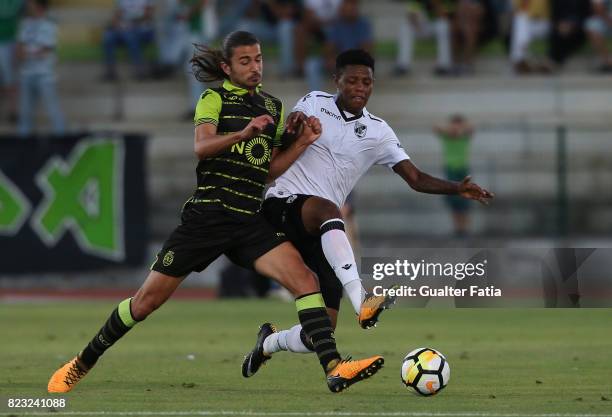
left=163, top=250, right=175, bottom=267
left=286, top=194, right=298, bottom=204
left=276, top=232, right=286, bottom=238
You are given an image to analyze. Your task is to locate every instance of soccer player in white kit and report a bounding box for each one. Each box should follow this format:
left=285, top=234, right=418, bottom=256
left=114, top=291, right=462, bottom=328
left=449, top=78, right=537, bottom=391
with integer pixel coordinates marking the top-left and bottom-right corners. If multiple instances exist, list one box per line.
left=242, top=49, right=493, bottom=377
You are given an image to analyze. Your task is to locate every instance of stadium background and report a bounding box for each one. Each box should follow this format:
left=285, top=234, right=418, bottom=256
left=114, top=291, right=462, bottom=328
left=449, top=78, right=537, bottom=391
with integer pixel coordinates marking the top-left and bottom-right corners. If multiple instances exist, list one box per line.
left=0, top=1, right=611, bottom=415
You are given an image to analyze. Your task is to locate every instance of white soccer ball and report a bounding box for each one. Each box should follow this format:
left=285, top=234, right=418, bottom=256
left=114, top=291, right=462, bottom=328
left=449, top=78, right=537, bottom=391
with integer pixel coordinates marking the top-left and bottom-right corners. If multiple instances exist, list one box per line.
left=401, top=347, right=450, bottom=396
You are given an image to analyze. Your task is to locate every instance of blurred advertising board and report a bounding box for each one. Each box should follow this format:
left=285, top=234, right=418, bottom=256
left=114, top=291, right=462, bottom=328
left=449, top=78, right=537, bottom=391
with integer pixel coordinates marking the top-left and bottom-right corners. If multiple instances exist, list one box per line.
left=0, top=133, right=148, bottom=273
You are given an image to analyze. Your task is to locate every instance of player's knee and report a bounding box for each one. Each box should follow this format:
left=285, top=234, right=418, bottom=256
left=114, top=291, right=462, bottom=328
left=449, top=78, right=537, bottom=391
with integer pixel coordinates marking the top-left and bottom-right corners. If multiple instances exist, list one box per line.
left=316, top=201, right=342, bottom=226
left=287, top=267, right=319, bottom=297
left=130, top=292, right=164, bottom=321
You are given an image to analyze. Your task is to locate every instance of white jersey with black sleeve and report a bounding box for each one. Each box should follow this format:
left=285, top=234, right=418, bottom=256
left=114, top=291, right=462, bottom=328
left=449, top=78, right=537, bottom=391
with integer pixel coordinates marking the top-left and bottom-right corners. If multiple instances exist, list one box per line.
left=265, top=91, right=410, bottom=207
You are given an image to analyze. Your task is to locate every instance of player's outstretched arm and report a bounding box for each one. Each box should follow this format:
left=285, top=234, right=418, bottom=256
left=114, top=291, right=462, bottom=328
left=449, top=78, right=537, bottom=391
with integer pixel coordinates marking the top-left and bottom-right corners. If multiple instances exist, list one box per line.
left=392, top=160, right=494, bottom=205
left=194, top=115, right=273, bottom=159
left=267, top=115, right=322, bottom=182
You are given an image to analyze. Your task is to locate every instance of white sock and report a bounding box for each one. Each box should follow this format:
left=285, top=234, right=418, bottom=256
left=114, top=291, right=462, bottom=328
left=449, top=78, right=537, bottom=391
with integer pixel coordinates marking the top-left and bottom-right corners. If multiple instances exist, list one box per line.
left=320, top=218, right=365, bottom=315
left=263, top=325, right=313, bottom=355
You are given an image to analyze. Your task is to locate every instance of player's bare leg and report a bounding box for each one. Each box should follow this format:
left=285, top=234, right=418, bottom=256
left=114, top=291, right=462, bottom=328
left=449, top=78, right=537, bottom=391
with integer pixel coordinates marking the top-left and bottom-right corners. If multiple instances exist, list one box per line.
left=47, top=271, right=184, bottom=393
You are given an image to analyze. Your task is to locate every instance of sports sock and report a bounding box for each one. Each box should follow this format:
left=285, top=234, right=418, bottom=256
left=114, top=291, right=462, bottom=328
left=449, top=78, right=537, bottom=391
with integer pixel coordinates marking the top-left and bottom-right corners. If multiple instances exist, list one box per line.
left=78, top=298, right=138, bottom=369
left=295, top=292, right=340, bottom=372
left=263, top=325, right=314, bottom=355
left=320, top=219, right=365, bottom=314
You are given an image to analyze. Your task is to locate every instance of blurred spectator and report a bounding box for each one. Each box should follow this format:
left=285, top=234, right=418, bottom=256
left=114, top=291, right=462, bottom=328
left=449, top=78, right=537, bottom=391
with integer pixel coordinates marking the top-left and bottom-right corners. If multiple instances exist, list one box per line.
left=493, top=0, right=513, bottom=42
left=0, top=0, right=23, bottom=123
left=158, top=0, right=212, bottom=114
left=305, top=0, right=372, bottom=90
left=236, top=0, right=300, bottom=78
left=394, top=0, right=454, bottom=76
left=586, top=0, right=612, bottom=72
left=510, top=0, right=551, bottom=74
left=435, top=115, right=472, bottom=236
left=102, top=0, right=155, bottom=81
left=295, top=0, right=342, bottom=78
left=454, top=0, right=498, bottom=74
left=16, top=0, right=65, bottom=136
left=548, top=0, right=590, bottom=67
left=454, top=0, right=484, bottom=73
left=216, top=0, right=251, bottom=35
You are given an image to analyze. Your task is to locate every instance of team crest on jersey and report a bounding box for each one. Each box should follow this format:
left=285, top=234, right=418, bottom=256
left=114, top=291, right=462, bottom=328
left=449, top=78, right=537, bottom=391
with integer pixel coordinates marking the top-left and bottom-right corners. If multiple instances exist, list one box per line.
left=264, top=97, right=277, bottom=116
left=354, top=121, right=367, bottom=138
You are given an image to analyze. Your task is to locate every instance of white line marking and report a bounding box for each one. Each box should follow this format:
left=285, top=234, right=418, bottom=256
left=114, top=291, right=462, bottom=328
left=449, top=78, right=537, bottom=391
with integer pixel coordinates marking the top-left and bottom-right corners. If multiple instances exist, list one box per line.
left=1, top=412, right=612, bottom=417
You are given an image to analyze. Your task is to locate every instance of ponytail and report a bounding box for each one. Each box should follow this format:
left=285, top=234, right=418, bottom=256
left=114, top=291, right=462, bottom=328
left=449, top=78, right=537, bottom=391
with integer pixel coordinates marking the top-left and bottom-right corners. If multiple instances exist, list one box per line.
left=191, top=44, right=227, bottom=82
left=190, top=31, right=260, bottom=83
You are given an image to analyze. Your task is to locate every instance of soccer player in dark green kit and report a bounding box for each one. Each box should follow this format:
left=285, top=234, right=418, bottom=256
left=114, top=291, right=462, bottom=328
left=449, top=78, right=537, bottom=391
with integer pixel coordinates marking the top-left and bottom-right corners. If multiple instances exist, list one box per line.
left=47, top=31, right=384, bottom=394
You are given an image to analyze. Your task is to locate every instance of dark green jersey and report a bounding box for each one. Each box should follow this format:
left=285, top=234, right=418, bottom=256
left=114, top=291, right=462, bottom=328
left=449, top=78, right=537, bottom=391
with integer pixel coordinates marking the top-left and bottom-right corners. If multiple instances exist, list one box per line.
left=189, top=80, right=285, bottom=218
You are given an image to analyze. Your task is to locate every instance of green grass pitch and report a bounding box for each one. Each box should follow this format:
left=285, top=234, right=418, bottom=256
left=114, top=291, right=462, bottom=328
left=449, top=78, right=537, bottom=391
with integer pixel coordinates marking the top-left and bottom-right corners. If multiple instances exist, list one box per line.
left=1, top=300, right=611, bottom=416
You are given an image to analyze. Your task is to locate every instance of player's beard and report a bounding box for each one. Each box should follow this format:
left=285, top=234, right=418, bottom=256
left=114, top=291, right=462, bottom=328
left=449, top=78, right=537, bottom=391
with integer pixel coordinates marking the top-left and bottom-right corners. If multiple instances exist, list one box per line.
left=238, top=72, right=262, bottom=90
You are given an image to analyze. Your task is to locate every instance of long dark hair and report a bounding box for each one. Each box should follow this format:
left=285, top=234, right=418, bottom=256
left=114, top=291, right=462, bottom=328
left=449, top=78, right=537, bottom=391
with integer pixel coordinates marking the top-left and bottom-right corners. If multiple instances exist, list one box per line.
left=191, top=31, right=260, bottom=82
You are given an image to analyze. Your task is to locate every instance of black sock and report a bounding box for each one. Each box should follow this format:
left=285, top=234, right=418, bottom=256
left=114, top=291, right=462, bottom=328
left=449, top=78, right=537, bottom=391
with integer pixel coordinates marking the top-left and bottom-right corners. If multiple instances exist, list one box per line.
left=295, top=292, right=341, bottom=372
left=79, top=298, right=138, bottom=369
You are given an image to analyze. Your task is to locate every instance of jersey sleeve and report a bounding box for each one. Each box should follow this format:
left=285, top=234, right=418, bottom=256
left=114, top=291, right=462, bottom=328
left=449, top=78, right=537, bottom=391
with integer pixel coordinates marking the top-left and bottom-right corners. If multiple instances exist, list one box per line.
left=273, top=102, right=285, bottom=148
left=292, top=92, right=318, bottom=117
left=194, top=89, right=222, bottom=127
left=375, top=124, right=410, bottom=169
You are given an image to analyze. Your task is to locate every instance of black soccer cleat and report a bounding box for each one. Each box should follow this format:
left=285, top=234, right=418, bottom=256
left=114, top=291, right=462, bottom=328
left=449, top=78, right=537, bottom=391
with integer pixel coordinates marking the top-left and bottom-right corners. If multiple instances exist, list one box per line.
left=241, top=322, right=276, bottom=378
left=326, top=355, right=385, bottom=393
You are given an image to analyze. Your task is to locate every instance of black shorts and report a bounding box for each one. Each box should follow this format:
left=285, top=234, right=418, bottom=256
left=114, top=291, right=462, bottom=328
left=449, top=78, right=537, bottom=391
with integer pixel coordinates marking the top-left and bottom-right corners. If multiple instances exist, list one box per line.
left=151, top=207, right=287, bottom=278
left=262, top=195, right=343, bottom=310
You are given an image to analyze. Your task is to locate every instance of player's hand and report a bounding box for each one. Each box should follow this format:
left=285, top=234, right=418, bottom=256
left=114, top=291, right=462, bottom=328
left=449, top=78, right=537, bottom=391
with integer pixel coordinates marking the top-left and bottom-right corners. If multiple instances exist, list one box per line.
left=285, top=111, right=307, bottom=135
left=240, top=115, right=274, bottom=140
left=458, top=176, right=494, bottom=205
left=296, top=116, right=322, bottom=146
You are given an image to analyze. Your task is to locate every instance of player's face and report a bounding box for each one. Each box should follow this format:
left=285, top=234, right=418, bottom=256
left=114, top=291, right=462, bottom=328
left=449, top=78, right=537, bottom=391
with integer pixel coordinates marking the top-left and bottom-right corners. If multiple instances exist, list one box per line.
left=335, top=65, right=374, bottom=114
left=223, top=44, right=263, bottom=90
